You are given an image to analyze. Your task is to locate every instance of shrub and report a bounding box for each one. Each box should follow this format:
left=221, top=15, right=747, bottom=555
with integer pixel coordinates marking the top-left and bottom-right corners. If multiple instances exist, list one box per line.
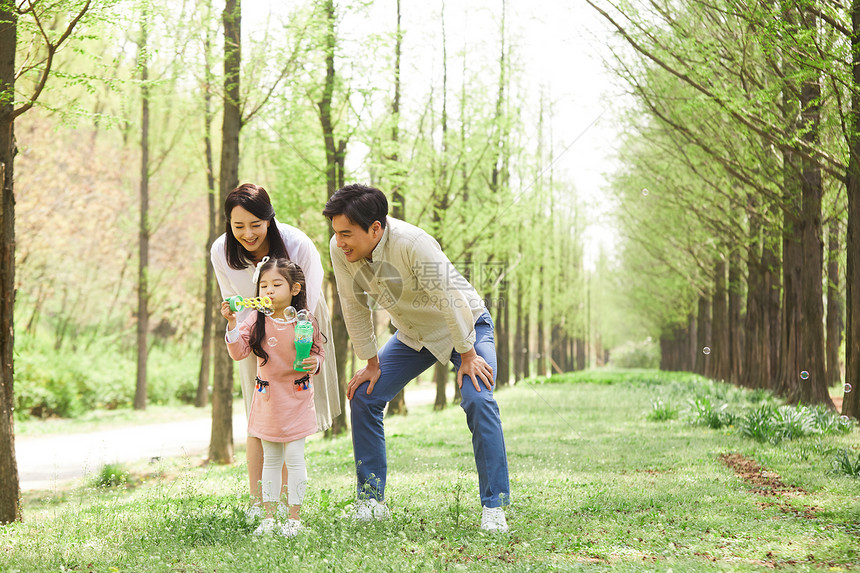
left=831, top=449, right=860, bottom=478
left=738, top=404, right=852, bottom=445
left=647, top=398, right=678, bottom=422
left=91, top=463, right=130, bottom=488
left=690, top=396, right=735, bottom=429
left=740, top=404, right=780, bottom=443
left=609, top=340, right=660, bottom=369
left=14, top=331, right=204, bottom=419
left=14, top=350, right=93, bottom=418
left=774, top=405, right=815, bottom=441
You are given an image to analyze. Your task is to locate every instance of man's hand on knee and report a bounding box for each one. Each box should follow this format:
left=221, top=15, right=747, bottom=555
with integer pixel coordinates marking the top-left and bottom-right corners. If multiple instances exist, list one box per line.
left=458, top=348, right=494, bottom=392
left=347, top=356, right=382, bottom=400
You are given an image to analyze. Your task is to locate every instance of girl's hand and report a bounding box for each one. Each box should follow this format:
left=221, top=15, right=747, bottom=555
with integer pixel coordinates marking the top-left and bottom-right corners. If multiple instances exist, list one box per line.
left=221, top=301, right=237, bottom=330
left=300, top=356, right=320, bottom=374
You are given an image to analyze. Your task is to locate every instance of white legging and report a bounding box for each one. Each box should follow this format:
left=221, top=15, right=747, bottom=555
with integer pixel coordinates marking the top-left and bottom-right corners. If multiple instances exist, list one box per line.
left=261, top=438, right=307, bottom=505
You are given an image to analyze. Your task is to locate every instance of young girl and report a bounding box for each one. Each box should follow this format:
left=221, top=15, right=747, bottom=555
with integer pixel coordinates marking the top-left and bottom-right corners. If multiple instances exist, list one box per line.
left=222, top=257, right=324, bottom=537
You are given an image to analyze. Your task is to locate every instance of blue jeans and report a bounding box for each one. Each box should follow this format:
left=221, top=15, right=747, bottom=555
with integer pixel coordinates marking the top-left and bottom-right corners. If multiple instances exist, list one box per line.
left=350, top=312, right=510, bottom=508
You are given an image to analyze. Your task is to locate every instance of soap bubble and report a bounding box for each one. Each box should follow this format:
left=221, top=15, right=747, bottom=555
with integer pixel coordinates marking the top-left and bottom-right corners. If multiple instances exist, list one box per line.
left=840, top=415, right=850, bottom=423
left=273, top=307, right=298, bottom=330
left=260, top=306, right=274, bottom=316
left=800, top=371, right=809, bottom=380
left=845, top=383, right=853, bottom=393
left=641, top=188, right=649, bottom=196
left=267, top=337, right=278, bottom=347
left=297, top=309, right=311, bottom=323
left=702, top=347, right=711, bottom=355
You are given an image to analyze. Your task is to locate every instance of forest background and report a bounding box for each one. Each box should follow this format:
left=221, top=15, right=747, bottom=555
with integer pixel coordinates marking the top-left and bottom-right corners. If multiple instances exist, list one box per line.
left=1, top=0, right=859, bottom=526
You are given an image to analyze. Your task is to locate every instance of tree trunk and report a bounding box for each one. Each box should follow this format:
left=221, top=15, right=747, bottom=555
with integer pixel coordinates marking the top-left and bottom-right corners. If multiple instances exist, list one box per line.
left=385, top=0, right=408, bottom=416
left=796, top=21, right=831, bottom=407
left=433, top=0, right=452, bottom=403
left=0, top=1, right=89, bottom=522
left=763, top=215, right=781, bottom=391
left=710, top=258, right=728, bottom=381
left=134, top=14, right=150, bottom=411
left=537, top=294, right=546, bottom=376
left=522, top=293, right=531, bottom=379
left=513, top=285, right=523, bottom=382
left=433, top=362, right=448, bottom=410
left=687, top=312, right=697, bottom=373
left=695, top=295, right=711, bottom=376
left=497, top=293, right=510, bottom=384
left=660, top=334, right=671, bottom=370
left=825, top=220, right=843, bottom=387
left=743, top=205, right=764, bottom=389
left=319, top=0, right=349, bottom=435
left=776, top=151, right=802, bottom=400
left=843, top=0, right=860, bottom=422
left=728, top=249, right=743, bottom=385
left=197, top=18, right=218, bottom=408
left=575, top=338, right=586, bottom=371
left=0, top=81, right=18, bottom=521
left=209, top=0, right=242, bottom=464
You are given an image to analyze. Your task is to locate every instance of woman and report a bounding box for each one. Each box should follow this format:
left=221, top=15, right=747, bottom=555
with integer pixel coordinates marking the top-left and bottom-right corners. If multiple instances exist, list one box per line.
left=210, top=182, right=340, bottom=509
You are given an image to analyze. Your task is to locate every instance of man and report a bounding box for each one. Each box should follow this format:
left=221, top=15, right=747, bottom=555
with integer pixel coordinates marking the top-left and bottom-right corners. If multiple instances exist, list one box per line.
left=323, top=183, right=510, bottom=532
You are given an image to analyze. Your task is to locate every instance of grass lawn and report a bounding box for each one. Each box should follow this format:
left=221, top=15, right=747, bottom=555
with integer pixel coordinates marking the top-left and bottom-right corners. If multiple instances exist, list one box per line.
left=2, top=370, right=859, bottom=572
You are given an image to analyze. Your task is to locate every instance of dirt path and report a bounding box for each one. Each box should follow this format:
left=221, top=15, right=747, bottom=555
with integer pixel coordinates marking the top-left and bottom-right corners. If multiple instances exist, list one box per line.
left=17, top=385, right=448, bottom=491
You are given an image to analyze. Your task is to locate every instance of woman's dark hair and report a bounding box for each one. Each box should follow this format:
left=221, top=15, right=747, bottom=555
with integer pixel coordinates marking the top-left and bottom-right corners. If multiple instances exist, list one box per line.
left=322, top=183, right=388, bottom=231
left=249, top=258, right=309, bottom=366
left=224, top=183, right=289, bottom=270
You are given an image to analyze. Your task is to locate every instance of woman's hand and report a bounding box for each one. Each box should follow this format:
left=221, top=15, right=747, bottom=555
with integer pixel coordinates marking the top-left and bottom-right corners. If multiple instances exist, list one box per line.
left=221, top=301, right=237, bottom=330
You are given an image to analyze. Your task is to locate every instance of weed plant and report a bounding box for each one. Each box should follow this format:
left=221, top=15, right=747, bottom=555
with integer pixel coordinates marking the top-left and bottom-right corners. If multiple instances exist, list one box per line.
left=832, top=449, right=860, bottom=478
left=90, top=463, right=130, bottom=488
left=4, top=370, right=860, bottom=572
left=646, top=398, right=678, bottom=422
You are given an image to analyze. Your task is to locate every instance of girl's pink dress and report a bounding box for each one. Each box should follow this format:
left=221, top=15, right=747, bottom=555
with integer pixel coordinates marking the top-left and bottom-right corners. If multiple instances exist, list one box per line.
left=226, top=313, right=325, bottom=442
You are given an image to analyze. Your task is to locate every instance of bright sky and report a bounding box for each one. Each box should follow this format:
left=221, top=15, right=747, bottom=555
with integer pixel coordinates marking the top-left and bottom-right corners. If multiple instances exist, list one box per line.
left=246, top=0, right=623, bottom=268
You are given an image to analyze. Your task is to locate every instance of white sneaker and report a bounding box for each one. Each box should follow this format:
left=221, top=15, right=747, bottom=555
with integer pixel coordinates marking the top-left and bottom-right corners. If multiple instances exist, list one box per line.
left=280, top=518, right=303, bottom=538
left=253, top=517, right=277, bottom=536
left=245, top=504, right=264, bottom=525
left=353, top=498, right=391, bottom=521
left=480, top=506, right=508, bottom=533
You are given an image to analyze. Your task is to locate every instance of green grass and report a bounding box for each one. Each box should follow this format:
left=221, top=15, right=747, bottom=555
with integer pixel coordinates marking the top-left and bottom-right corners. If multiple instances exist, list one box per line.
left=3, top=369, right=860, bottom=572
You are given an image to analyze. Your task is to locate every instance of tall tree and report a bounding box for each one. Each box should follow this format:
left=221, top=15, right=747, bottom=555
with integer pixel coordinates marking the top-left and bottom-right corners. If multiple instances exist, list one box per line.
left=433, top=0, right=450, bottom=409
left=795, top=6, right=830, bottom=406
left=490, top=0, right=510, bottom=386
left=825, top=221, right=843, bottom=387
left=0, top=0, right=91, bottom=524
left=209, top=0, right=242, bottom=464
left=844, top=0, right=860, bottom=422
left=196, top=0, right=218, bottom=408
left=134, top=6, right=151, bottom=411
left=202, top=1, right=306, bottom=416
left=386, top=0, right=407, bottom=416
left=318, top=0, right=349, bottom=436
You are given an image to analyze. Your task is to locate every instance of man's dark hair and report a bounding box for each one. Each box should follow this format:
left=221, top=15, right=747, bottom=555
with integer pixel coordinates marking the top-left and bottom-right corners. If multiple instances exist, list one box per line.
left=322, top=183, right=388, bottom=231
